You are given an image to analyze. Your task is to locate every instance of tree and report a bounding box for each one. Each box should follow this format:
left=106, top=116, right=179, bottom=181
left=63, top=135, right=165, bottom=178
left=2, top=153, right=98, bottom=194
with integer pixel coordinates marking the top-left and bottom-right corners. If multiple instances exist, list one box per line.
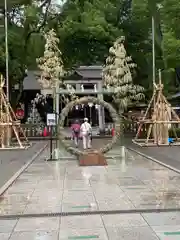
left=0, top=0, right=179, bottom=104
left=160, top=0, right=180, bottom=68
left=57, top=0, right=123, bottom=67
left=0, top=0, right=54, bottom=104
left=102, top=36, right=144, bottom=114
left=36, top=29, right=65, bottom=112
left=37, top=29, right=64, bottom=89
left=36, top=29, right=76, bottom=110
left=125, top=0, right=178, bottom=97
left=126, top=0, right=163, bottom=92
left=57, top=0, right=164, bottom=96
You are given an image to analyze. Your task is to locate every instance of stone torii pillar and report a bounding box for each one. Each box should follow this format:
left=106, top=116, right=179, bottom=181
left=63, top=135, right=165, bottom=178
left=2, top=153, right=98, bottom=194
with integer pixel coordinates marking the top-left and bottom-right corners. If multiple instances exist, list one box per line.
left=97, top=82, right=105, bottom=131
left=76, top=82, right=105, bottom=131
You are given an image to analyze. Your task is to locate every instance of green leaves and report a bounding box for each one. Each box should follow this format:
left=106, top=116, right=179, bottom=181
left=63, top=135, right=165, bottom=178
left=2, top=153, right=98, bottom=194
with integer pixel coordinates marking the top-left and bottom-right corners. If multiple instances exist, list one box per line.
left=159, top=0, right=180, bottom=70
left=161, top=0, right=180, bottom=35
left=0, top=23, right=26, bottom=85
left=0, top=0, right=52, bottom=87
left=162, top=31, right=180, bottom=68
left=58, top=0, right=122, bottom=67
left=0, top=0, right=33, bottom=10
left=0, top=0, right=178, bottom=101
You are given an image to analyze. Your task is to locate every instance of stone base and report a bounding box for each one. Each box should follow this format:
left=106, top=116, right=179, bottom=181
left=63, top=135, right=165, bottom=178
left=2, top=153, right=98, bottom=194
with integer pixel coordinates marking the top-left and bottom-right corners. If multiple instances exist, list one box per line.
left=79, top=151, right=107, bottom=166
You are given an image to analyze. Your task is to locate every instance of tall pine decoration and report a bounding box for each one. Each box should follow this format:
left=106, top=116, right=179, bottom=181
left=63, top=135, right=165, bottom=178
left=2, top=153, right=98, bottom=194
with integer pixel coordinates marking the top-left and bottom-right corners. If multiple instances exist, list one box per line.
left=37, top=29, right=64, bottom=90
left=102, top=36, right=144, bottom=114
left=37, top=29, right=76, bottom=110
left=36, top=29, right=76, bottom=159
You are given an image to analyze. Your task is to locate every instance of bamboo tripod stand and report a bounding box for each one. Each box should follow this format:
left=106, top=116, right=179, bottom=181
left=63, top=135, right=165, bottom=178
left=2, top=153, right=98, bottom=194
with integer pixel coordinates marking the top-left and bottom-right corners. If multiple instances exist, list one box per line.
left=0, top=75, right=30, bottom=149
left=133, top=70, right=180, bottom=146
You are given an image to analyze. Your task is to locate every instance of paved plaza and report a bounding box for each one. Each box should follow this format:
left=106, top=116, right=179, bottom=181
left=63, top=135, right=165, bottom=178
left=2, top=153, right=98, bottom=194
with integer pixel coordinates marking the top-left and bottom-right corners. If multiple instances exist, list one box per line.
left=124, top=137, right=180, bottom=171
left=0, top=147, right=180, bottom=239
left=64, top=138, right=113, bottom=152
left=0, top=141, right=47, bottom=189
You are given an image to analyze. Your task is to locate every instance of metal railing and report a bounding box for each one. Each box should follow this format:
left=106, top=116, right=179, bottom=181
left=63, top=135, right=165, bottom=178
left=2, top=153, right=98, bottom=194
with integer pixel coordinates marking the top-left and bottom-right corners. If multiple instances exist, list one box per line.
left=21, top=124, right=56, bottom=138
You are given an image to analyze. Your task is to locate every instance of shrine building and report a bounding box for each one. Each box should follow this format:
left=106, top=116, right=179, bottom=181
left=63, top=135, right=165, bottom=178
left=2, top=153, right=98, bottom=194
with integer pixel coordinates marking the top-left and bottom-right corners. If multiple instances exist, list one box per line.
left=22, top=65, right=113, bottom=127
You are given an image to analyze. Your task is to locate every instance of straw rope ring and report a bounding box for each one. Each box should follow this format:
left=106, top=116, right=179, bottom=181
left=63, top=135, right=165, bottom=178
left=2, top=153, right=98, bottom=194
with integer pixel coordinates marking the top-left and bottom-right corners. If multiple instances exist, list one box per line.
left=58, top=96, right=120, bottom=156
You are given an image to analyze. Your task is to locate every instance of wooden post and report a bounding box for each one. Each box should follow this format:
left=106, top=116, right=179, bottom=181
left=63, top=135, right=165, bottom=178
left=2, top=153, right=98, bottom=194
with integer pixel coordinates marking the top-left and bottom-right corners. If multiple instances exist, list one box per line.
left=0, top=74, right=29, bottom=149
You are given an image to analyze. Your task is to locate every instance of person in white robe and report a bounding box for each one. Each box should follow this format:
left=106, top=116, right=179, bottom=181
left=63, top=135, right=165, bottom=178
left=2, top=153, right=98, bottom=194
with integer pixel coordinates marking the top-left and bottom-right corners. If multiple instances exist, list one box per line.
left=80, top=118, right=92, bottom=150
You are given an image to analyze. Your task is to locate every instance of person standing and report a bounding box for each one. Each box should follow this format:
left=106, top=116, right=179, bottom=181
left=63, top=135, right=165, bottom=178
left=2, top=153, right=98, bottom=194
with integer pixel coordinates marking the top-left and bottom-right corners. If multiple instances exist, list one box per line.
left=71, top=119, right=81, bottom=147
left=80, top=118, right=92, bottom=150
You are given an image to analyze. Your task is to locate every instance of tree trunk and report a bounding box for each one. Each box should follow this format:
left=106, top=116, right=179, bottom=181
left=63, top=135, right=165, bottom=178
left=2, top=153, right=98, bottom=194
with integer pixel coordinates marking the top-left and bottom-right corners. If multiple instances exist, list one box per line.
left=15, top=81, right=23, bottom=106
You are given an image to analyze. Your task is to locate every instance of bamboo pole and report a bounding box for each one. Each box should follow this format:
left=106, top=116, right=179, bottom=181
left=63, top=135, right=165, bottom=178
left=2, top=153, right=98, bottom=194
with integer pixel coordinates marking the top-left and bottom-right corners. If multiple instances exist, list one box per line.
left=134, top=90, right=156, bottom=139
left=133, top=69, right=180, bottom=146
left=0, top=75, right=29, bottom=149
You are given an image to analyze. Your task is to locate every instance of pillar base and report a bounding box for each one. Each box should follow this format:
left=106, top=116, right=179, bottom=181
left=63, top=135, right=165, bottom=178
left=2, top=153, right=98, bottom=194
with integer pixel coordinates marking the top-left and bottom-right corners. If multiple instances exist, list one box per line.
left=79, top=151, right=107, bottom=166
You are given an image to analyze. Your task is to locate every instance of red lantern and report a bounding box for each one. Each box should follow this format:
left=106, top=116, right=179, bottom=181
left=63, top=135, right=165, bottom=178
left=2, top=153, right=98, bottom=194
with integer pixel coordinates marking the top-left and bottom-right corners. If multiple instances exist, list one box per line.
left=15, top=108, right=24, bottom=120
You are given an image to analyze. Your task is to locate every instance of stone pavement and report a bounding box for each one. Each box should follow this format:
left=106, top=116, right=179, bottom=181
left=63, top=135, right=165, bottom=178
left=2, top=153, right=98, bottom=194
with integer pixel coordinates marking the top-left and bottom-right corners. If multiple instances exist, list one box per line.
left=0, top=147, right=180, bottom=238
left=64, top=138, right=113, bottom=152
left=0, top=141, right=47, bottom=189
left=124, top=137, right=180, bottom=171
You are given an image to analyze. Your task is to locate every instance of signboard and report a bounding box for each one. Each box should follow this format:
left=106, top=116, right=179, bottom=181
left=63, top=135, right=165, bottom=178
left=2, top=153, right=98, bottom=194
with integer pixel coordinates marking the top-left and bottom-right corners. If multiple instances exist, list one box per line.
left=47, top=113, right=56, bottom=126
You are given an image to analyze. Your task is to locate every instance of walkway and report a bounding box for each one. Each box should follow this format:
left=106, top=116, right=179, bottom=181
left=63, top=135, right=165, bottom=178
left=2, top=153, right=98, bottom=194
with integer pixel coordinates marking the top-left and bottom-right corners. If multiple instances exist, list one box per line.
left=63, top=138, right=112, bottom=152
left=0, top=141, right=47, bottom=189
left=125, top=137, right=180, bottom=171
left=0, top=147, right=180, bottom=239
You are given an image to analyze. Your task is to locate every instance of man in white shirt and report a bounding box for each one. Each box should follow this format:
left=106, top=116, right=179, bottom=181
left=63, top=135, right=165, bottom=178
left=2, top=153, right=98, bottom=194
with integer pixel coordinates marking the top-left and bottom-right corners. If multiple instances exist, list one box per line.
left=80, top=118, right=92, bottom=150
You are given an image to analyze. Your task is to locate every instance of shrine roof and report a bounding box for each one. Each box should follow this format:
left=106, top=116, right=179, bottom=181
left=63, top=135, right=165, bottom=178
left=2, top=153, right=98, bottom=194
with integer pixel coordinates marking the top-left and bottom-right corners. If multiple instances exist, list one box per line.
left=23, top=65, right=103, bottom=90
left=65, top=65, right=102, bottom=80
